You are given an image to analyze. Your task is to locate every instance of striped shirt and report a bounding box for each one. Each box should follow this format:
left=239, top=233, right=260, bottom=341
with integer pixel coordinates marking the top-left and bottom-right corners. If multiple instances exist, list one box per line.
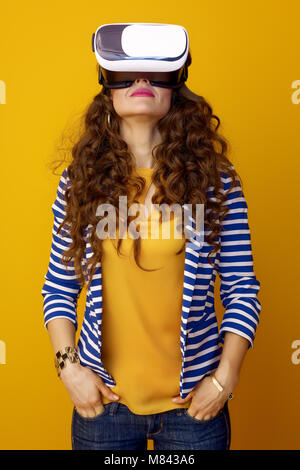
left=41, top=167, right=261, bottom=399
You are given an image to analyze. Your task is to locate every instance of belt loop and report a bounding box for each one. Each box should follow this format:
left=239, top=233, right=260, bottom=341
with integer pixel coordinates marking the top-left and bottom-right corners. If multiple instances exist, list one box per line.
left=109, top=401, right=120, bottom=416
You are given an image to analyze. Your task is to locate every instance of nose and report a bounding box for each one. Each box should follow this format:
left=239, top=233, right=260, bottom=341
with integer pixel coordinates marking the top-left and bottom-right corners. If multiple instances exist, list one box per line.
left=133, top=77, right=150, bottom=84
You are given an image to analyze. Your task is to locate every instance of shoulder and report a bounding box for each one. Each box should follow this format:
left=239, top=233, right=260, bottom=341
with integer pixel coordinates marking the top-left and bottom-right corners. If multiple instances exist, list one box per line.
left=52, top=167, right=71, bottom=218
left=220, top=164, right=242, bottom=193
left=58, top=167, right=71, bottom=192
left=54, top=167, right=73, bottom=204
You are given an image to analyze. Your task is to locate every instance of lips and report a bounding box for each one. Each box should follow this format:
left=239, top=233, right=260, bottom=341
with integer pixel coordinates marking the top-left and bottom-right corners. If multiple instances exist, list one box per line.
left=131, top=88, right=154, bottom=97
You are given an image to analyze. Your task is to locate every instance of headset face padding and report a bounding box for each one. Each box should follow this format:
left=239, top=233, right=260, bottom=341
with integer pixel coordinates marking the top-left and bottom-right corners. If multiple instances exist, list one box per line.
left=98, top=65, right=189, bottom=89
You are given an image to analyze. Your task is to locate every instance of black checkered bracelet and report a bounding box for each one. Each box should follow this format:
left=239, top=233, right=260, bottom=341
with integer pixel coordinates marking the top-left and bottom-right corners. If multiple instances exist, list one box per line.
left=54, top=346, right=80, bottom=378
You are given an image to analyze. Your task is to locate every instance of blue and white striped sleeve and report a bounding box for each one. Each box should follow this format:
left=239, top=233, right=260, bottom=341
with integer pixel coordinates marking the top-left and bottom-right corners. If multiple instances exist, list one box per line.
left=41, top=168, right=83, bottom=330
left=217, top=172, right=261, bottom=349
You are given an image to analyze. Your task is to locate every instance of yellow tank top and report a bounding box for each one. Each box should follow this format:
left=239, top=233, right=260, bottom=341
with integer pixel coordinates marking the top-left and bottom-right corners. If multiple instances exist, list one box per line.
left=101, top=167, right=191, bottom=414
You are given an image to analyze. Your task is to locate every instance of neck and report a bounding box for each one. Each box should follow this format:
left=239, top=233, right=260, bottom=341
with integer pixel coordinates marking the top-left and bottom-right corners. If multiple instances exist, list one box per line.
left=119, top=119, right=162, bottom=169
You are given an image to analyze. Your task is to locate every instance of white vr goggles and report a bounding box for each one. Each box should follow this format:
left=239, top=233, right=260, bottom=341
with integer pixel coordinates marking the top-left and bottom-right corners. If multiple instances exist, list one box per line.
left=91, top=23, right=190, bottom=89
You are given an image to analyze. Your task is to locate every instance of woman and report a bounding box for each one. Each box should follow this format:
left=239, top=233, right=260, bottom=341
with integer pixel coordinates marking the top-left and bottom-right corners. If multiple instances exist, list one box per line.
left=41, top=50, right=261, bottom=450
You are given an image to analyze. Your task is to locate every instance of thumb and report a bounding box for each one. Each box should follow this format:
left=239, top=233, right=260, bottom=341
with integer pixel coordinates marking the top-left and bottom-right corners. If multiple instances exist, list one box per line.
left=172, top=391, right=193, bottom=404
left=96, top=378, right=120, bottom=401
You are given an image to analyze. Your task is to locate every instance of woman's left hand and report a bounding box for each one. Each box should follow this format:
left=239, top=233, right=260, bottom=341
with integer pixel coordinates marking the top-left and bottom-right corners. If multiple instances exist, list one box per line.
left=171, top=372, right=237, bottom=420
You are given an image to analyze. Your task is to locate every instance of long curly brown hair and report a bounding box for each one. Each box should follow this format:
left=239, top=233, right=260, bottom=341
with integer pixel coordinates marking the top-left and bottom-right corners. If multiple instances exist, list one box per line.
left=50, top=51, right=240, bottom=290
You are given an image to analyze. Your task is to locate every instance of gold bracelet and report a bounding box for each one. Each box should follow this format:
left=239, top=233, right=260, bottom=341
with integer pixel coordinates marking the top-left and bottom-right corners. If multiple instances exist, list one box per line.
left=210, top=373, right=234, bottom=400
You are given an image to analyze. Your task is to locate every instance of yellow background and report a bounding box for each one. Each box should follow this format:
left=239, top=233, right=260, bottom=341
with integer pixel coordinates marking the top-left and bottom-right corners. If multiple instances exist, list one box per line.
left=0, top=0, right=299, bottom=450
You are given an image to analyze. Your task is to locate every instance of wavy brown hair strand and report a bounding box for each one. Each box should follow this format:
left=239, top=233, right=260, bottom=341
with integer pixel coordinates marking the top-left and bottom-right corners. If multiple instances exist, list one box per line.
left=52, top=52, right=240, bottom=290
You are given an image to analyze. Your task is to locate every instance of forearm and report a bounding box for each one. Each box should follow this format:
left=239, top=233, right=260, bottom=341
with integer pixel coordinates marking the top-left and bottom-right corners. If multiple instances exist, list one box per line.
left=214, top=332, right=250, bottom=392
left=46, top=318, right=76, bottom=353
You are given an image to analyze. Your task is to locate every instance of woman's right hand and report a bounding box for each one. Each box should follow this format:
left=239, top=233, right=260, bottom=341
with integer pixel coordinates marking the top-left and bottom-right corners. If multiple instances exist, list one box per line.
left=60, top=363, right=120, bottom=418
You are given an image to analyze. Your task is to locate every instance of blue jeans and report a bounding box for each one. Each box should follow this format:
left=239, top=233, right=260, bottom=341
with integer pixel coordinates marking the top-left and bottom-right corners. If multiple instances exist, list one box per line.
left=71, top=400, right=231, bottom=450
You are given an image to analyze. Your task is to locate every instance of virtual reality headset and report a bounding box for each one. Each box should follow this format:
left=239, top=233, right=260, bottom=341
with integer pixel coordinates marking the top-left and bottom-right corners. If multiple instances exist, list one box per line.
left=91, top=23, right=190, bottom=89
